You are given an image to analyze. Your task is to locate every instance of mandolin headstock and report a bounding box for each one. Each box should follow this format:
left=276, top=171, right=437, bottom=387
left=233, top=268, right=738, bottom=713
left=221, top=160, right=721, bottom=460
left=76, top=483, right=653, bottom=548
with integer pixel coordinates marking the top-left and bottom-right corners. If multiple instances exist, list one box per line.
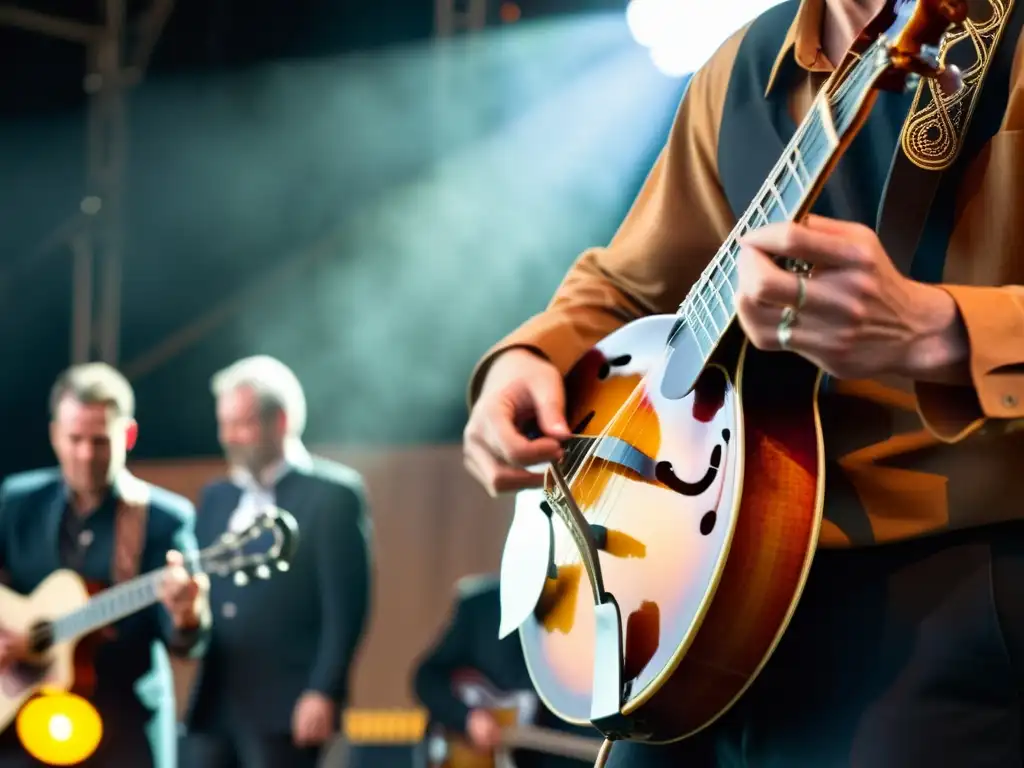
left=850, top=0, right=968, bottom=93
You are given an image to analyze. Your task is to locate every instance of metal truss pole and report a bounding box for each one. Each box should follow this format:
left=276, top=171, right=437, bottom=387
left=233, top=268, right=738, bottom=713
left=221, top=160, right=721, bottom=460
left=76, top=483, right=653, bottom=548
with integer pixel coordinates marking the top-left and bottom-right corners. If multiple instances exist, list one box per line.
left=432, top=0, right=488, bottom=162
left=0, top=0, right=174, bottom=367
left=84, top=0, right=127, bottom=366
left=435, top=0, right=488, bottom=37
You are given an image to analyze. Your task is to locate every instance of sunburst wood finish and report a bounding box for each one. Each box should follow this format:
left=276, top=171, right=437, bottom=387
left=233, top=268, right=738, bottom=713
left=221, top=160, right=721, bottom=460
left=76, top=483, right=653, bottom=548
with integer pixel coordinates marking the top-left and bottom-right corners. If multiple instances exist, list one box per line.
left=518, top=324, right=822, bottom=742
left=506, top=0, right=967, bottom=745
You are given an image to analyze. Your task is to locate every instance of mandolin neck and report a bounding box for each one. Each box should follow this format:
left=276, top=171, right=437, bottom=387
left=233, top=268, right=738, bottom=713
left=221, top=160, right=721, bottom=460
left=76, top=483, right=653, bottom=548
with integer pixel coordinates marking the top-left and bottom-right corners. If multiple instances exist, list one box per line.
left=676, top=29, right=898, bottom=363
left=51, top=568, right=169, bottom=644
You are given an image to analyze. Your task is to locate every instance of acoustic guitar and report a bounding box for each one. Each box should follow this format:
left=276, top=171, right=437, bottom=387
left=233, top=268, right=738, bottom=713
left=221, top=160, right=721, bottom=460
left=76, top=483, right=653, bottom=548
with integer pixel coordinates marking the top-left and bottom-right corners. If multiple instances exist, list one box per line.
left=427, top=671, right=603, bottom=768
left=0, top=506, right=298, bottom=733
left=499, top=0, right=968, bottom=746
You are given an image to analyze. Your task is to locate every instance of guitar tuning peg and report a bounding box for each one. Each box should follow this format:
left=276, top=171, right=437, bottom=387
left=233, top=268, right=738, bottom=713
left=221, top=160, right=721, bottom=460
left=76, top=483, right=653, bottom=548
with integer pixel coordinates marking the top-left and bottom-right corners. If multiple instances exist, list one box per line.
left=234, top=571, right=249, bottom=587
left=276, top=561, right=290, bottom=573
left=256, top=565, right=271, bottom=580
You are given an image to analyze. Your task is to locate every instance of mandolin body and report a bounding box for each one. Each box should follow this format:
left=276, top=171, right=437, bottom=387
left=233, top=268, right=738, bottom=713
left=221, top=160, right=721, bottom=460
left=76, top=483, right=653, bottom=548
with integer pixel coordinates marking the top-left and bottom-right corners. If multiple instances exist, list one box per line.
left=514, top=314, right=824, bottom=743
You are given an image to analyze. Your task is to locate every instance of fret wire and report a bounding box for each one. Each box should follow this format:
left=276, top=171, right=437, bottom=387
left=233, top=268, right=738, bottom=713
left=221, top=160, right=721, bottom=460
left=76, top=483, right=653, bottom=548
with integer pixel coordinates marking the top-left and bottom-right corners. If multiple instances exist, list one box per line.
left=695, top=284, right=720, bottom=335
left=673, top=40, right=887, bottom=364
left=685, top=295, right=714, bottom=348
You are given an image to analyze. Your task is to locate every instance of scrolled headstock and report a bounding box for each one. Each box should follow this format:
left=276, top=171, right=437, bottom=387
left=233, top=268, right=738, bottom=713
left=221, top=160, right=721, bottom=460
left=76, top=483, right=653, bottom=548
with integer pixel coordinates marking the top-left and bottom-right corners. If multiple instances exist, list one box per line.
left=193, top=506, right=300, bottom=586
left=864, top=0, right=969, bottom=92
left=881, top=0, right=967, bottom=87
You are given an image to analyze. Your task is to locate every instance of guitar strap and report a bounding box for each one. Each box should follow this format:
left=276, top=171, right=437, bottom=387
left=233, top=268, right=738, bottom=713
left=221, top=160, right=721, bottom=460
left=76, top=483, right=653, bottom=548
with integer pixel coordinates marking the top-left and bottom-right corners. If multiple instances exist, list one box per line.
left=876, top=0, right=1020, bottom=278
left=112, top=473, right=150, bottom=584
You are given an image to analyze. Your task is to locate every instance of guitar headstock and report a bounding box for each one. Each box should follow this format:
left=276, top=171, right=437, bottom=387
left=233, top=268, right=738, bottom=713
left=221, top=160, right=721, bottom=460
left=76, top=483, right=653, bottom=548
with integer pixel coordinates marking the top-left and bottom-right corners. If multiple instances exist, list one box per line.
left=194, top=506, right=300, bottom=586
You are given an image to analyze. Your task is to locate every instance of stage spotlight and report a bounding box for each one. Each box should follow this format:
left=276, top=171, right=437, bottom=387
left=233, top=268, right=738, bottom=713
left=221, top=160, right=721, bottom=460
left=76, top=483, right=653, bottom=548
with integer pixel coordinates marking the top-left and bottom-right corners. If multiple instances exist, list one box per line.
left=626, top=0, right=787, bottom=77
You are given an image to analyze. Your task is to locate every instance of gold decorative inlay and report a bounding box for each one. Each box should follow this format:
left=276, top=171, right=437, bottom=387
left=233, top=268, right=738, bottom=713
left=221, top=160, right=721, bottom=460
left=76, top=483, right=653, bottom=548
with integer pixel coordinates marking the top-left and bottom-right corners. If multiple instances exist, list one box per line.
left=900, top=0, right=1014, bottom=170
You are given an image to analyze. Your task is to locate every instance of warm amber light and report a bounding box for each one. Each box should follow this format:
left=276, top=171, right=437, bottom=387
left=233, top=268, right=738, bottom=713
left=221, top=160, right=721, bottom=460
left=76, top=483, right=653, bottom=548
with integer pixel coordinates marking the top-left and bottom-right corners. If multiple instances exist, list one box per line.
left=499, top=2, right=521, bottom=23
left=16, top=691, right=103, bottom=766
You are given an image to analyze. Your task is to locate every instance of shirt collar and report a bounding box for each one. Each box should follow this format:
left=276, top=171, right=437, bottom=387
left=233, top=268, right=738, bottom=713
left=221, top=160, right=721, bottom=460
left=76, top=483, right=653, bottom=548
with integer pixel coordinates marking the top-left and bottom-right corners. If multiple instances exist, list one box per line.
left=765, top=0, right=833, bottom=97
left=230, top=457, right=292, bottom=491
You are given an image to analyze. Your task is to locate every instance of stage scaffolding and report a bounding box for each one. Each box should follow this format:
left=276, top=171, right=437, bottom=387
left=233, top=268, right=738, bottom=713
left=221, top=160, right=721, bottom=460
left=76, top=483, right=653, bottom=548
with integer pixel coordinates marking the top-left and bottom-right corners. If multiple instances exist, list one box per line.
left=435, top=0, right=488, bottom=36
left=1, top=1, right=492, bottom=382
left=0, top=0, right=174, bottom=367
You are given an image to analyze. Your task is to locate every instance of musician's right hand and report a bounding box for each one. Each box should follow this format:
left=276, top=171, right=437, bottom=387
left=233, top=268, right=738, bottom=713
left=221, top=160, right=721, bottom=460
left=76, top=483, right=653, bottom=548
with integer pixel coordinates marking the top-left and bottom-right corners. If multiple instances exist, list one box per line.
left=0, top=631, right=30, bottom=670
left=463, top=348, right=572, bottom=496
left=466, top=708, right=502, bottom=750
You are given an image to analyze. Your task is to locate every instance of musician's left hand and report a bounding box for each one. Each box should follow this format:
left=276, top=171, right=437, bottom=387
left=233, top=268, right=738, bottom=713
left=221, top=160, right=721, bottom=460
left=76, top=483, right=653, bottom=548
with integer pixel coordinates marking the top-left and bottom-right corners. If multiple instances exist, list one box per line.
left=292, top=691, right=335, bottom=747
left=158, top=550, right=206, bottom=630
left=736, top=215, right=968, bottom=383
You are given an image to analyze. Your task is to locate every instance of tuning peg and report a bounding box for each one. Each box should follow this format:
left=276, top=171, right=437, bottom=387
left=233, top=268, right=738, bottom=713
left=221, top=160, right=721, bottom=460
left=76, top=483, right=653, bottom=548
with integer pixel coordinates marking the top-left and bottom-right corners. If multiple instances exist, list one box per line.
left=276, top=561, right=290, bottom=573
left=256, top=565, right=271, bottom=580
left=234, top=571, right=249, bottom=587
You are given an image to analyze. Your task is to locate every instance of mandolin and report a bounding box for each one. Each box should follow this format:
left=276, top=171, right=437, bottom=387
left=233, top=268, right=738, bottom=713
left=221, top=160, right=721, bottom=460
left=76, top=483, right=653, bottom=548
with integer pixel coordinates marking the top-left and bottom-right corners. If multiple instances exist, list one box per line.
left=0, top=507, right=298, bottom=733
left=498, top=0, right=968, bottom=746
left=426, top=671, right=603, bottom=768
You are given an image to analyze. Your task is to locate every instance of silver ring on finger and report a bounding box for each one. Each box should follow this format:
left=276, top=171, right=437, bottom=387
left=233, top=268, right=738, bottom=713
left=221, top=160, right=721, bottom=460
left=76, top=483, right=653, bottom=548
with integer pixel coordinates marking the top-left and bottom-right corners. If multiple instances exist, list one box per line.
left=776, top=321, right=793, bottom=350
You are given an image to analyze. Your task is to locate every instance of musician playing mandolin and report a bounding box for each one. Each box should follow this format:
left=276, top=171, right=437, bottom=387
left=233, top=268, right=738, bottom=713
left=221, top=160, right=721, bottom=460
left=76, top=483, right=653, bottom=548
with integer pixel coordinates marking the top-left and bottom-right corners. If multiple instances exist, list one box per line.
left=0, top=363, right=209, bottom=768
left=464, top=0, right=1024, bottom=765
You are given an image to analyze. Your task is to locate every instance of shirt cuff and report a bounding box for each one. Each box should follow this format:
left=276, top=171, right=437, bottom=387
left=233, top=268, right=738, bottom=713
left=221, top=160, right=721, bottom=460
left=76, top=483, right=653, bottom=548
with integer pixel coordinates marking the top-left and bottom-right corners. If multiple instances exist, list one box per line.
left=915, top=284, right=1024, bottom=442
left=167, top=623, right=203, bottom=657
left=466, top=314, right=605, bottom=407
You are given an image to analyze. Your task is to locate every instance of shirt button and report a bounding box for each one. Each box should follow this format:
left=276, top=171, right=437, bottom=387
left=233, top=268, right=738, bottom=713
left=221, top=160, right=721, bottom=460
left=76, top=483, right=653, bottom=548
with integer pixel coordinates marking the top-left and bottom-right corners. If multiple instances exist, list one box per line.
left=222, top=602, right=237, bottom=619
left=1003, top=394, right=1018, bottom=408
left=78, top=530, right=94, bottom=548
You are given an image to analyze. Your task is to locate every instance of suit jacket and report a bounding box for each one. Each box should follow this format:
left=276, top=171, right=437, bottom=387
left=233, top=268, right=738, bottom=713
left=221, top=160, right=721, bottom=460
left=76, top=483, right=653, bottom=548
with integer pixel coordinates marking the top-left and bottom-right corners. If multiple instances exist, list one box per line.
left=0, top=467, right=208, bottom=768
left=186, top=457, right=372, bottom=734
left=413, top=575, right=597, bottom=768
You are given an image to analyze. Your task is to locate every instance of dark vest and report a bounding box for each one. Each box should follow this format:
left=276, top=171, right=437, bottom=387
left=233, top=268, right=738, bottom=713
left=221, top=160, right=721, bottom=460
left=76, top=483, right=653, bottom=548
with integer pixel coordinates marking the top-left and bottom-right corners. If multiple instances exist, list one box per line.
left=713, top=0, right=1024, bottom=542
left=716, top=0, right=1024, bottom=282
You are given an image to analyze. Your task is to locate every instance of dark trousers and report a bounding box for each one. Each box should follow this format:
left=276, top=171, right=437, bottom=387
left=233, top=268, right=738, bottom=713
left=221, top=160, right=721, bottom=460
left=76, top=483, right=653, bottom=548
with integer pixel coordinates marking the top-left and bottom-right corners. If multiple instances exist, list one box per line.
left=180, top=731, right=321, bottom=768
left=607, top=522, right=1024, bottom=767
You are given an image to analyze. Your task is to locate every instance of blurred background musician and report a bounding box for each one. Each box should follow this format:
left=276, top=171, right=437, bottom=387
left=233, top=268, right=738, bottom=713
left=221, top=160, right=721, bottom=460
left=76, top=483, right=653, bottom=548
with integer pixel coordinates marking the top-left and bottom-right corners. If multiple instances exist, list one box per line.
left=182, top=355, right=372, bottom=768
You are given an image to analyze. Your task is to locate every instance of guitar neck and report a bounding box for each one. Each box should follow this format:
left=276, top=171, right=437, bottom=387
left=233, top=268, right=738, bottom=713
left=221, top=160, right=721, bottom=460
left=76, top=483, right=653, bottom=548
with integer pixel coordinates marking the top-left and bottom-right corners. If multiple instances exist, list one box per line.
left=500, top=724, right=603, bottom=761
left=51, top=568, right=168, bottom=644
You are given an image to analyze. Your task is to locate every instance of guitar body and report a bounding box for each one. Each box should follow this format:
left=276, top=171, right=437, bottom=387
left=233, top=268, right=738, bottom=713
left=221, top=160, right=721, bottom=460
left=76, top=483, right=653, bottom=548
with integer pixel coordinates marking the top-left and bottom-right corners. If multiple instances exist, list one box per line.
left=429, top=671, right=527, bottom=768
left=429, top=671, right=601, bottom=768
left=0, top=571, right=90, bottom=731
left=517, top=314, right=824, bottom=742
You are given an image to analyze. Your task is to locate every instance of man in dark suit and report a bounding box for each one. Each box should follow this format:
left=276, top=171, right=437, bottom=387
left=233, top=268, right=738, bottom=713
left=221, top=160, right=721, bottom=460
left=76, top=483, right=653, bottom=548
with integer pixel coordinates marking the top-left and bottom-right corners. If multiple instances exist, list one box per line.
left=0, top=362, right=210, bottom=768
left=413, top=574, right=598, bottom=768
left=183, top=355, right=372, bottom=768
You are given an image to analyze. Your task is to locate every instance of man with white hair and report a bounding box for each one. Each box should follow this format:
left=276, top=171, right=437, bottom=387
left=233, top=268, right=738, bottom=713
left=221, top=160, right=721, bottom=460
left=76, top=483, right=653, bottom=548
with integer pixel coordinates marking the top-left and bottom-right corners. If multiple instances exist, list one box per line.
left=181, top=356, right=372, bottom=768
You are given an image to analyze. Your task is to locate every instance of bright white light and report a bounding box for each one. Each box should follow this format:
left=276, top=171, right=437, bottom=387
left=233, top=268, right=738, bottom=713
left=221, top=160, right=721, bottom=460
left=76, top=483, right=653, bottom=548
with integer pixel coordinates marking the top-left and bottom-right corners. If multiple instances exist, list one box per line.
left=48, top=714, right=73, bottom=742
left=625, top=0, right=665, bottom=49
left=626, top=0, right=788, bottom=77
left=649, top=46, right=693, bottom=78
